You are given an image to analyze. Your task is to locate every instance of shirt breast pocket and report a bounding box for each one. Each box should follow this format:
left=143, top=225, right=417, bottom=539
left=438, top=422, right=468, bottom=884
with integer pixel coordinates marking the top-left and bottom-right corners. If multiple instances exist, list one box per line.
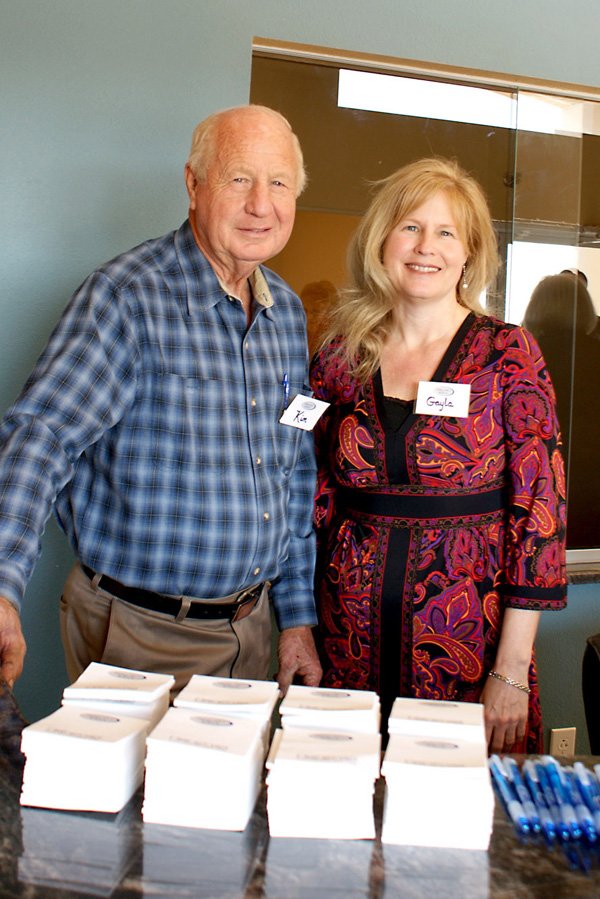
left=136, top=370, right=222, bottom=469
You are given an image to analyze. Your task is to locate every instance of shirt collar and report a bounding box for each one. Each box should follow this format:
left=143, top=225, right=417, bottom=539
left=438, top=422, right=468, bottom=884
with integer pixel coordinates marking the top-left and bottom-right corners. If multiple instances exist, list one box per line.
left=249, top=267, right=274, bottom=309
left=174, top=220, right=275, bottom=316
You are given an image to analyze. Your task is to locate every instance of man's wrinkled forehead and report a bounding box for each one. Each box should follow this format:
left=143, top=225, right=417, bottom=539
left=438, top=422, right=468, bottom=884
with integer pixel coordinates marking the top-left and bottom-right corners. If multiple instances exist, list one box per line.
left=209, top=109, right=301, bottom=188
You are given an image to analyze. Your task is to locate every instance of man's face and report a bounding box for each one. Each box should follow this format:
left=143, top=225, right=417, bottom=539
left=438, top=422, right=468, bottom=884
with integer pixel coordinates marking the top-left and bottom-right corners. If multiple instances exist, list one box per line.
left=185, top=110, right=299, bottom=283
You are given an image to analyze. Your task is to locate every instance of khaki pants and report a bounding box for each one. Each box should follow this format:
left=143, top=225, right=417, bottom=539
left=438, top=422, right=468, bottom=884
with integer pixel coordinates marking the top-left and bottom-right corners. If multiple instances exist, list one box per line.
left=59, top=564, right=272, bottom=694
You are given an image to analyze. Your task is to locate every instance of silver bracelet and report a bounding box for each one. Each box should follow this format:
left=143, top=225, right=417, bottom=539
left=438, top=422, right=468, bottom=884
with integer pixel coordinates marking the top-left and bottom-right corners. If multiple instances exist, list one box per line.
left=488, top=669, right=531, bottom=694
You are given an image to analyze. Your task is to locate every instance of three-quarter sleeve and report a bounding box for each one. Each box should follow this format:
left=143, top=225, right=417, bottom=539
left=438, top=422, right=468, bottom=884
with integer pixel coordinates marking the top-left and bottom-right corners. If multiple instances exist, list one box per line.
left=499, top=326, right=567, bottom=610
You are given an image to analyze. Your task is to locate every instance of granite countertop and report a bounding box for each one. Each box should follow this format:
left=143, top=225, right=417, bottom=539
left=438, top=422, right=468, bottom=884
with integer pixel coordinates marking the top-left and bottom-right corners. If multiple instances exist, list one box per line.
left=3, top=752, right=600, bottom=898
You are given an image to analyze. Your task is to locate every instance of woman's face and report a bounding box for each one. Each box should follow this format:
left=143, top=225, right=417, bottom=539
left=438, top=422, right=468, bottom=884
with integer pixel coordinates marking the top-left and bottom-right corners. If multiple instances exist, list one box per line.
left=382, top=191, right=468, bottom=307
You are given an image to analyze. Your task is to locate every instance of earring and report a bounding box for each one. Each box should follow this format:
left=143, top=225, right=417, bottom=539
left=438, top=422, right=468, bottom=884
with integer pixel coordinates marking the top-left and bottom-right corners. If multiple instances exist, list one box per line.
left=462, top=264, right=469, bottom=289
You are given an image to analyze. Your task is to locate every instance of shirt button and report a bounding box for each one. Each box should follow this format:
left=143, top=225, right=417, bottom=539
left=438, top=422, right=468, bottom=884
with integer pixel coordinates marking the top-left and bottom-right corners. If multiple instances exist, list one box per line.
left=254, top=567, right=261, bottom=576
left=256, top=456, right=262, bottom=465
left=245, top=341, right=249, bottom=350
left=263, top=512, right=270, bottom=521
left=251, top=398, right=257, bottom=407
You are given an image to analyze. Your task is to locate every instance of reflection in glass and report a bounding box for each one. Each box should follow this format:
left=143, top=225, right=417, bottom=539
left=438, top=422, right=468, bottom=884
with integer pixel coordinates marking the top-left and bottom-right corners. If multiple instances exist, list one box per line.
left=511, top=92, right=600, bottom=549
left=522, top=274, right=600, bottom=548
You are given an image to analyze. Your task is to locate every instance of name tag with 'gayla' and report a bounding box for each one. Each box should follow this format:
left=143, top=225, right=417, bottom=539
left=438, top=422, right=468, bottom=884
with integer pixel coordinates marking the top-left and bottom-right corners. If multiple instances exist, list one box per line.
left=280, top=394, right=330, bottom=431
left=415, top=381, right=471, bottom=418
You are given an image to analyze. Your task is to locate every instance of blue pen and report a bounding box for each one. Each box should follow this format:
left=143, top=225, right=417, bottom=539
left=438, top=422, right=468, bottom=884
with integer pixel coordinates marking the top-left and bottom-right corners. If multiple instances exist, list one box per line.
left=572, top=763, right=600, bottom=837
left=573, top=761, right=600, bottom=834
left=522, top=760, right=557, bottom=843
left=502, top=757, right=542, bottom=835
left=489, top=756, right=531, bottom=836
left=565, top=768, right=597, bottom=843
left=282, top=372, right=290, bottom=410
left=535, top=761, right=571, bottom=842
left=540, top=756, right=582, bottom=842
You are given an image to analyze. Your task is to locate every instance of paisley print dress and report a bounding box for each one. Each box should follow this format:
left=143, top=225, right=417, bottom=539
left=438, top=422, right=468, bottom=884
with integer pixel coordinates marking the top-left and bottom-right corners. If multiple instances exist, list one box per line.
left=310, top=314, right=567, bottom=751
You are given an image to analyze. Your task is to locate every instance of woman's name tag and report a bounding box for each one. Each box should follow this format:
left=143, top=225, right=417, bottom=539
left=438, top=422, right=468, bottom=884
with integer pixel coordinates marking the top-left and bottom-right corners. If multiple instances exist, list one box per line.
left=415, top=381, right=471, bottom=418
left=280, top=395, right=330, bottom=430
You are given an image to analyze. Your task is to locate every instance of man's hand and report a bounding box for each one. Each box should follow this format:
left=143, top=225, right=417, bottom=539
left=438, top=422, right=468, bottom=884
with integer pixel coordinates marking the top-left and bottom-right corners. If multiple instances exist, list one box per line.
left=0, top=596, right=26, bottom=688
left=276, top=625, right=322, bottom=696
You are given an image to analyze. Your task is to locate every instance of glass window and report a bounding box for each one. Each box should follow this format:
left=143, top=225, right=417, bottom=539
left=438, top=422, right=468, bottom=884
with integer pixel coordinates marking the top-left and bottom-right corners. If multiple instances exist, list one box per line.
left=251, top=54, right=600, bottom=554
left=509, top=95, right=600, bottom=553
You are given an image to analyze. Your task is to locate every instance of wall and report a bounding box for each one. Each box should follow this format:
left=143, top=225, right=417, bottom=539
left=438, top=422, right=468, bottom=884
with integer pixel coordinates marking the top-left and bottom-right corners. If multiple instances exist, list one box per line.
left=269, top=210, right=360, bottom=354
left=2, top=0, right=599, bottom=747
left=270, top=211, right=360, bottom=297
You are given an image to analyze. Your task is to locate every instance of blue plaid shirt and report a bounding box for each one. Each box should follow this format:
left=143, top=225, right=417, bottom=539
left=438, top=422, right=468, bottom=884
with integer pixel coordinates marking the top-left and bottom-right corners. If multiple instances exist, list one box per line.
left=0, top=221, right=317, bottom=629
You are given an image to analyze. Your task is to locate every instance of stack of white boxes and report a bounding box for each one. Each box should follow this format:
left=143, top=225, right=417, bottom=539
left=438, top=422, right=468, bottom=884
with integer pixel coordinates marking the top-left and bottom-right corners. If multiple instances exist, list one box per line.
left=20, top=663, right=174, bottom=815
left=143, top=675, right=278, bottom=831
left=141, top=676, right=279, bottom=888
left=278, top=684, right=381, bottom=734
left=20, top=704, right=148, bottom=813
left=173, top=674, right=279, bottom=754
left=266, top=685, right=381, bottom=839
left=381, top=697, right=494, bottom=850
left=142, top=706, right=267, bottom=830
left=62, top=662, right=174, bottom=733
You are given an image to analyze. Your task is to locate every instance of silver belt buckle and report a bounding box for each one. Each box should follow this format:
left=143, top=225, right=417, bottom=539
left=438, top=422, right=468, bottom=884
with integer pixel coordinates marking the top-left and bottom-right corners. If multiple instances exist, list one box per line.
left=235, top=583, right=261, bottom=606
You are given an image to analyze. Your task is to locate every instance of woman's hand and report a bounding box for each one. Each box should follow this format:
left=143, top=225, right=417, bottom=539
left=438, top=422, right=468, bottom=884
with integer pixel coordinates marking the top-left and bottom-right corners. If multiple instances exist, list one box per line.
left=483, top=607, right=541, bottom=752
left=481, top=674, right=529, bottom=752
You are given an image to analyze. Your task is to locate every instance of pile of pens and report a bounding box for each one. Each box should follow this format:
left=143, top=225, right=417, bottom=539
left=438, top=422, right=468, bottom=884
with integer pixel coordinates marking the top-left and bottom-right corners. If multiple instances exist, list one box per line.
left=489, top=755, right=600, bottom=872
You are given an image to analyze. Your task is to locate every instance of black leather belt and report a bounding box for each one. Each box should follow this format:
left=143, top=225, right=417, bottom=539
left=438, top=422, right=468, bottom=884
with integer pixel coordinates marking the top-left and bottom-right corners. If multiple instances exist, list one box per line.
left=81, top=565, right=265, bottom=622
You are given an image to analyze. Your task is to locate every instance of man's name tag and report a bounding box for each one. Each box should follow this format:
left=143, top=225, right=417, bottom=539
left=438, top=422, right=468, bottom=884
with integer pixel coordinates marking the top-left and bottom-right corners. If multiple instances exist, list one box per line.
left=280, top=394, right=330, bottom=431
left=415, top=381, right=471, bottom=418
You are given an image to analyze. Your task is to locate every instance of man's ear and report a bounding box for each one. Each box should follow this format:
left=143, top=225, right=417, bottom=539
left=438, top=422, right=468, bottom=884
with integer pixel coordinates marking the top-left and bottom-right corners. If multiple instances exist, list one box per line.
left=184, top=164, right=198, bottom=208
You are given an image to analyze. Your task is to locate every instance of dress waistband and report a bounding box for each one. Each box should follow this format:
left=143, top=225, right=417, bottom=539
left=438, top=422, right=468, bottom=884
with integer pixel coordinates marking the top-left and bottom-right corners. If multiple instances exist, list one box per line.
left=338, top=485, right=507, bottom=523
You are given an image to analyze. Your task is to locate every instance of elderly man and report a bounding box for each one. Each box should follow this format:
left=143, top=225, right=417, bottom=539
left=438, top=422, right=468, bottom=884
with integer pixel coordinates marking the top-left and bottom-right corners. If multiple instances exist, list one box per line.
left=0, top=105, right=321, bottom=695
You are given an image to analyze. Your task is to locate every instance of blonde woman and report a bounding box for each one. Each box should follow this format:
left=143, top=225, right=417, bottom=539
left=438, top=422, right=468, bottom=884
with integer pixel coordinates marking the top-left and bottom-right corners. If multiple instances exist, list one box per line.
left=311, top=158, right=567, bottom=751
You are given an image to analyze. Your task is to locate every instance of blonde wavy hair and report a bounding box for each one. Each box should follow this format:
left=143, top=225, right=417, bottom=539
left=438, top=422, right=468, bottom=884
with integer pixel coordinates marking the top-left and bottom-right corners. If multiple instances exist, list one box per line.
left=322, top=157, right=500, bottom=380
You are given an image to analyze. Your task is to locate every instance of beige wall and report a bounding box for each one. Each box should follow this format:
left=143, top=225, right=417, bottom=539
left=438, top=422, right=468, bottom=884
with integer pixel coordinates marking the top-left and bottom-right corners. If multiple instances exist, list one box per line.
left=269, top=209, right=361, bottom=352
left=270, top=209, right=360, bottom=295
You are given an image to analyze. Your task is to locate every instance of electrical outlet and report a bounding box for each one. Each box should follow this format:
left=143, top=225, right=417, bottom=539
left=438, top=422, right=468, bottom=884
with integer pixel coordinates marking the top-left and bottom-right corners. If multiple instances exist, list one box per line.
left=549, top=726, right=576, bottom=758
